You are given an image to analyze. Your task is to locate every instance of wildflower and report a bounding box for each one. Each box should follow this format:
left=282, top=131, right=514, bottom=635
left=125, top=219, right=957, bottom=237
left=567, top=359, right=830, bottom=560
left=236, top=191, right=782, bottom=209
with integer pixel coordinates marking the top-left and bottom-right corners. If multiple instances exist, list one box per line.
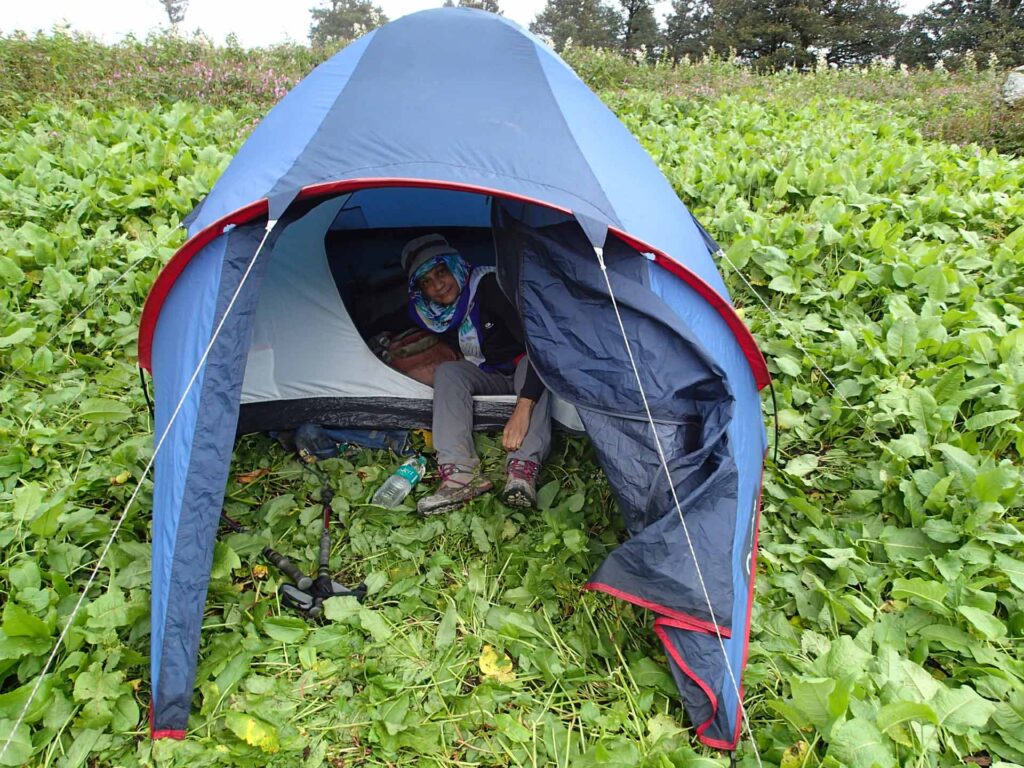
left=988, top=52, right=1000, bottom=70
left=963, top=50, right=976, bottom=71
left=934, top=59, right=946, bottom=73
left=563, top=36, right=573, bottom=51
left=815, top=49, right=828, bottom=73
left=682, top=53, right=691, bottom=66
left=899, top=62, right=909, bottom=76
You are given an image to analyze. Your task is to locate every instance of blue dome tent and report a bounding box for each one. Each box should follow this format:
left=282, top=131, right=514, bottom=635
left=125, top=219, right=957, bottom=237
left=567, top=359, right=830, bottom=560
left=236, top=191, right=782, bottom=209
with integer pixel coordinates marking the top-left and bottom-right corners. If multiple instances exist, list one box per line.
left=138, top=8, right=769, bottom=750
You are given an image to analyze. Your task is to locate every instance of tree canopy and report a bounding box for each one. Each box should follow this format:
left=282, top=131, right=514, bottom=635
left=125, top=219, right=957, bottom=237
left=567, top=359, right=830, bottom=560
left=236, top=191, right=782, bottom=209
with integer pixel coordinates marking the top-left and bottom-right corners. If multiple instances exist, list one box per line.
left=530, top=0, right=622, bottom=50
left=159, top=0, right=188, bottom=25
left=443, top=0, right=503, bottom=13
left=309, top=0, right=389, bottom=46
left=899, top=0, right=1024, bottom=68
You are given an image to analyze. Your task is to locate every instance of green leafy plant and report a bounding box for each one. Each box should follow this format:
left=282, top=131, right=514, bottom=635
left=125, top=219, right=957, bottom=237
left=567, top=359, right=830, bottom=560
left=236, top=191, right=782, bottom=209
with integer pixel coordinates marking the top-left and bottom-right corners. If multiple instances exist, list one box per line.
left=0, top=41, right=1022, bottom=768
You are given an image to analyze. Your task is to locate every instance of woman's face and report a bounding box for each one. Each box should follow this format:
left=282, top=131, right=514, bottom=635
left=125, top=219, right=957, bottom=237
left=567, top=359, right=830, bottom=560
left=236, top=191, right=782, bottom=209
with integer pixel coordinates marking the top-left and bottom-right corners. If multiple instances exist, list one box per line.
left=418, top=262, right=460, bottom=306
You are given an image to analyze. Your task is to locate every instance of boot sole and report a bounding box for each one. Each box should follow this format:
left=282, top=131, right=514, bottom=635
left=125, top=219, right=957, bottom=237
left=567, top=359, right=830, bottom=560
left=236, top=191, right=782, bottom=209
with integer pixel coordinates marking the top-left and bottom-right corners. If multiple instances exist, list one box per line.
left=501, top=488, right=535, bottom=508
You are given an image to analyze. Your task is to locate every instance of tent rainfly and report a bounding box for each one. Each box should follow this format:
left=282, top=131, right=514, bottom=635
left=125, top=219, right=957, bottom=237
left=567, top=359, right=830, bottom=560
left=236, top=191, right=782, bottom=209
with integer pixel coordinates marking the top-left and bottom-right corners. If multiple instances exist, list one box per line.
left=139, top=7, right=769, bottom=750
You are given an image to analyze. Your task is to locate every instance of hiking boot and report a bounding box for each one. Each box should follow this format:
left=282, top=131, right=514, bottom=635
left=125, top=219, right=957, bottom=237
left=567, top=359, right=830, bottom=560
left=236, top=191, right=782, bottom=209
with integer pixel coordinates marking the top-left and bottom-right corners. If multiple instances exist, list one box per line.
left=417, top=464, right=493, bottom=516
left=502, top=459, right=539, bottom=508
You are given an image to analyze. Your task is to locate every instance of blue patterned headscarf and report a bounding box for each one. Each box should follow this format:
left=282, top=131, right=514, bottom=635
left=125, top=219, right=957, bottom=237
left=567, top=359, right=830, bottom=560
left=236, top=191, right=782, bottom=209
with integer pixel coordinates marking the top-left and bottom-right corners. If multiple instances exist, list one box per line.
left=408, top=253, right=472, bottom=333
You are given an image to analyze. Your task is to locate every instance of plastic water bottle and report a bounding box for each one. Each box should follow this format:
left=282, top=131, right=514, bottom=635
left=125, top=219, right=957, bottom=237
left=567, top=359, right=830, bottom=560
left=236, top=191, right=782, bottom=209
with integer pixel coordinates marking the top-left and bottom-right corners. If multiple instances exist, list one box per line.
left=372, top=455, right=427, bottom=508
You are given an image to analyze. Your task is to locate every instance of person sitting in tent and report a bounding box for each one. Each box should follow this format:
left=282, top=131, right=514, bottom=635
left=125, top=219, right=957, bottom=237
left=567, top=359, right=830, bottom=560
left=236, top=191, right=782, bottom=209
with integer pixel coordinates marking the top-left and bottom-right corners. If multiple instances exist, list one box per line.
left=400, top=233, right=551, bottom=515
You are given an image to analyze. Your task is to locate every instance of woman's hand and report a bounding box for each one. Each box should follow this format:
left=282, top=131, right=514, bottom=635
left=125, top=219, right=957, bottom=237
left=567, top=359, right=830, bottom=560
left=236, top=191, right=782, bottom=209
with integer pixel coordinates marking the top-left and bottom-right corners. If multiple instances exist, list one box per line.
left=503, top=398, right=535, bottom=452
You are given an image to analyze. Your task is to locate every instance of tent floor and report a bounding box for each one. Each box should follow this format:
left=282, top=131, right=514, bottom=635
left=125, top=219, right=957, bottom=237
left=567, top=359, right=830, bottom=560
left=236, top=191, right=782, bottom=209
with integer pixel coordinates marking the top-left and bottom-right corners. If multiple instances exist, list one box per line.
left=236, top=395, right=538, bottom=437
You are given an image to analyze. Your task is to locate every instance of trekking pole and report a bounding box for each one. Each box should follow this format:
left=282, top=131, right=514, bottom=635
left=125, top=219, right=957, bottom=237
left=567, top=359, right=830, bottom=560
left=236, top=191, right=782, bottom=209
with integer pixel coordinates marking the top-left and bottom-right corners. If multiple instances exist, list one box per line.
left=263, top=547, right=314, bottom=591
left=237, top=503, right=315, bottom=590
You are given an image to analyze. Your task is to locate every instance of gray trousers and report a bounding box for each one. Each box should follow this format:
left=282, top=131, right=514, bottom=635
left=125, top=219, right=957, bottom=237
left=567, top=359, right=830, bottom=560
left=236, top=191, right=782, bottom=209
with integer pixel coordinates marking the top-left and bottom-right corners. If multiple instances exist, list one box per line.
left=432, top=358, right=552, bottom=469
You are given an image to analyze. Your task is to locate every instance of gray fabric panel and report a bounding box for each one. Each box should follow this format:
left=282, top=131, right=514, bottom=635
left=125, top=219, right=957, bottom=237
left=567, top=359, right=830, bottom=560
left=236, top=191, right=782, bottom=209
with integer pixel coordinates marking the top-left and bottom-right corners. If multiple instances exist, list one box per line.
left=152, top=223, right=274, bottom=731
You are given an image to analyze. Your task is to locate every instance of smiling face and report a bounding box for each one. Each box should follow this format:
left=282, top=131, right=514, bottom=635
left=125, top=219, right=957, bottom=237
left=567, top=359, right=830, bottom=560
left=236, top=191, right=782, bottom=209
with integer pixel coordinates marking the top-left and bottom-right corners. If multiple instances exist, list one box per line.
left=418, top=262, right=460, bottom=306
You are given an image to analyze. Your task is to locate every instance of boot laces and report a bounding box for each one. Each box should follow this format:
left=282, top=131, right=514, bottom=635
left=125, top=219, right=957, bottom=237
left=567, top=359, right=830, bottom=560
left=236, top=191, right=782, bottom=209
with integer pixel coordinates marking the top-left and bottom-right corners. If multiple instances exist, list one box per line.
left=507, top=459, right=538, bottom=481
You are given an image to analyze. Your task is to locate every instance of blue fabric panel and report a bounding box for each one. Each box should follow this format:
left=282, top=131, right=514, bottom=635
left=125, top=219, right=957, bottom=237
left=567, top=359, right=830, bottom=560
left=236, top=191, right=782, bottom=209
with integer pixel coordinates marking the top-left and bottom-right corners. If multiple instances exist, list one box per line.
left=151, top=224, right=272, bottom=732
left=149, top=235, right=227, bottom=704
left=499, top=211, right=739, bottom=623
left=534, top=52, right=730, bottom=299
left=648, top=262, right=765, bottom=745
left=186, top=32, right=377, bottom=236
left=331, top=187, right=491, bottom=230
left=266, top=10, right=618, bottom=229
left=510, top=219, right=727, bottom=420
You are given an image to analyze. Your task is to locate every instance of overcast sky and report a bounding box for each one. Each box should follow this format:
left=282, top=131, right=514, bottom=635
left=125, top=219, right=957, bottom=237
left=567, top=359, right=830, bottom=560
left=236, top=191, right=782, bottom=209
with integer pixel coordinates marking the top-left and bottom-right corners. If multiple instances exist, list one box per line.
left=3, top=0, right=933, bottom=49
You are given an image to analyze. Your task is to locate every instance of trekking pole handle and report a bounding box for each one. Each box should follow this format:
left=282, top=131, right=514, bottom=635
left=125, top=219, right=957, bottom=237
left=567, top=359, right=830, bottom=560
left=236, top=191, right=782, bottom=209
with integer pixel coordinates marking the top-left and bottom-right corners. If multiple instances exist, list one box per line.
left=318, top=529, right=331, bottom=577
left=263, top=547, right=313, bottom=591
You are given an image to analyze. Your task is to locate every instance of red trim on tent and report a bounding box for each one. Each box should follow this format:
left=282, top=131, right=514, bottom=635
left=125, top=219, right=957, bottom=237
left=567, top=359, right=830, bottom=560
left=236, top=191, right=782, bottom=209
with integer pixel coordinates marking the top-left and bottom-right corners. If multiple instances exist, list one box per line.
left=584, top=582, right=730, bottom=637
left=653, top=620, right=724, bottom=746
left=646, top=468, right=766, bottom=752
left=136, top=178, right=769, bottom=388
left=151, top=729, right=187, bottom=740
left=149, top=701, right=187, bottom=740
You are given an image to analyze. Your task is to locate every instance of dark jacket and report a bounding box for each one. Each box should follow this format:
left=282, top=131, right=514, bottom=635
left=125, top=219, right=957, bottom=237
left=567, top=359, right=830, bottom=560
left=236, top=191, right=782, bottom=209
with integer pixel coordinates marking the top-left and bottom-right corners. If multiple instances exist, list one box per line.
left=377, top=272, right=545, bottom=401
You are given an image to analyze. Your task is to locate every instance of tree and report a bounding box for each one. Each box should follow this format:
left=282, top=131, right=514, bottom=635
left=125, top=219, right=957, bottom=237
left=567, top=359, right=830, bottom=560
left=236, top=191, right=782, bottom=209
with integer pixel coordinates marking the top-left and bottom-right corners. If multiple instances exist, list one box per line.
left=823, top=0, right=904, bottom=68
left=530, top=0, right=622, bottom=50
left=664, top=0, right=713, bottom=61
left=159, top=0, right=188, bottom=25
left=309, top=0, right=389, bottom=46
left=443, top=0, right=503, bottom=13
left=898, top=0, right=1024, bottom=68
left=705, top=0, right=827, bottom=70
left=619, top=0, right=661, bottom=55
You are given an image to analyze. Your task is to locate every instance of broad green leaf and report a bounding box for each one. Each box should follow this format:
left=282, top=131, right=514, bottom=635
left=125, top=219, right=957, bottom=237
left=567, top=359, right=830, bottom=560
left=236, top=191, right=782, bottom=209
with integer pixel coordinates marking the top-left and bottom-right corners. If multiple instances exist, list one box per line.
left=8, top=561, right=41, bottom=592
left=322, top=596, right=361, bottom=621
left=359, top=608, right=393, bottom=642
left=2, top=602, right=49, bottom=639
left=646, top=713, right=684, bottom=744
left=876, top=700, right=938, bottom=733
left=957, top=606, right=1006, bottom=640
left=263, top=616, right=307, bottom=643
left=965, top=410, right=1019, bottom=431
left=827, top=717, right=896, bottom=768
left=0, top=675, right=54, bottom=723
left=79, top=398, right=133, bottom=423
left=536, top=480, right=560, bottom=510
left=85, top=589, right=130, bottom=630
left=933, top=685, right=996, bottom=734
left=363, top=571, right=387, bottom=594
left=435, top=603, right=457, bottom=650
left=784, top=454, right=818, bottom=478
left=209, top=541, right=240, bottom=580
left=888, top=433, right=926, bottom=459
left=891, top=577, right=949, bottom=614
left=881, top=527, right=944, bottom=562
left=0, top=255, right=24, bottom=284
left=994, top=552, right=1024, bottom=591
left=0, top=327, right=33, bottom=349
left=790, top=677, right=837, bottom=734
left=934, top=443, right=978, bottom=483
left=0, top=719, right=32, bottom=766
left=973, top=465, right=1020, bottom=504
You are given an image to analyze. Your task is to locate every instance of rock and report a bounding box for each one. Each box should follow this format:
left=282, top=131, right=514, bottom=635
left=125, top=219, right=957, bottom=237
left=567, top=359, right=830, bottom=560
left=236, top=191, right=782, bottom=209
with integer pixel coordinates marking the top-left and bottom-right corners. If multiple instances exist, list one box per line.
left=1004, top=66, right=1024, bottom=106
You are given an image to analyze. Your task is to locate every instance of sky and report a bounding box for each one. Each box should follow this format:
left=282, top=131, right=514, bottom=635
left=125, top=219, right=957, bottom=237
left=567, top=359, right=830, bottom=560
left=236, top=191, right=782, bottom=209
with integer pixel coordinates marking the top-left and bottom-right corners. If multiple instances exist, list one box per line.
left=2, top=0, right=933, bottom=49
